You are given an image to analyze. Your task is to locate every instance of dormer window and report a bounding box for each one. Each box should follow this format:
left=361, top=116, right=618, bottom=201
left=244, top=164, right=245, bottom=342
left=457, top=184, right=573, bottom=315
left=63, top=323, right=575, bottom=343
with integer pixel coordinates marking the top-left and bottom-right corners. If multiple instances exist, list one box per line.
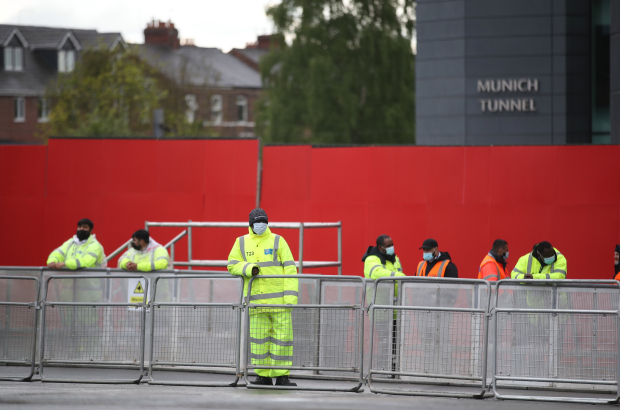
left=58, top=50, right=76, bottom=73
left=4, top=47, right=23, bottom=71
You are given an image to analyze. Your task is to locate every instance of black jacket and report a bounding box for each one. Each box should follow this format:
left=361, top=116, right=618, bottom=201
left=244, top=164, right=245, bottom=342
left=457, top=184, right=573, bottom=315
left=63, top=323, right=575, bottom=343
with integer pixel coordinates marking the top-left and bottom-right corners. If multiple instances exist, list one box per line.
left=361, top=246, right=396, bottom=264
left=419, top=251, right=458, bottom=278
left=489, top=250, right=507, bottom=271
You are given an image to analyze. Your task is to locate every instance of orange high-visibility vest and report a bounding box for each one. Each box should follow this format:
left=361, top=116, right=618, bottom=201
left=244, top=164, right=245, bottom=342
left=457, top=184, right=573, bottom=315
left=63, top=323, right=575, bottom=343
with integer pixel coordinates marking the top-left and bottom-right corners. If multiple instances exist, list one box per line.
left=416, top=259, right=450, bottom=277
left=615, top=271, right=620, bottom=281
left=478, top=253, right=507, bottom=282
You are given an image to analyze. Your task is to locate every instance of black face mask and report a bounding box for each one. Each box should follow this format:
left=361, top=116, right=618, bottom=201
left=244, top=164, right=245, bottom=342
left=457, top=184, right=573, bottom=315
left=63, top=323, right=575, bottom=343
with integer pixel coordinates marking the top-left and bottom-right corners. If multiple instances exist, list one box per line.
left=131, top=242, right=142, bottom=251
left=76, top=230, right=90, bottom=241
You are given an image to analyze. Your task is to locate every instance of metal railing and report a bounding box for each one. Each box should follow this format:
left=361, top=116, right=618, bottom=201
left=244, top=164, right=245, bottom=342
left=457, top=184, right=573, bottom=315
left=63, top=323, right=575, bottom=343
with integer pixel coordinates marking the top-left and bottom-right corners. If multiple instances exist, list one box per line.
left=106, top=230, right=188, bottom=264
left=492, top=279, right=620, bottom=404
left=145, top=221, right=342, bottom=274
left=243, top=274, right=365, bottom=392
left=0, top=276, right=39, bottom=381
left=148, top=275, right=244, bottom=386
left=367, top=277, right=492, bottom=398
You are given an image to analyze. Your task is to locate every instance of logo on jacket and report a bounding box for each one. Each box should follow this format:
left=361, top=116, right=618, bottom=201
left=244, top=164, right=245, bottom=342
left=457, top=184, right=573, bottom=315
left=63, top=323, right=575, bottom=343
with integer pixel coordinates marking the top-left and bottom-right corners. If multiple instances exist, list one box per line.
left=264, top=249, right=273, bottom=255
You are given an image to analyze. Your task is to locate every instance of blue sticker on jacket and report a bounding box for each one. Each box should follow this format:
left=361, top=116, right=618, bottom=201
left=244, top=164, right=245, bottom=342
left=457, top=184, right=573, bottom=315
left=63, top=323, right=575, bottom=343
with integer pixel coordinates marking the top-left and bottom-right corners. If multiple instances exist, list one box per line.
left=264, top=249, right=273, bottom=255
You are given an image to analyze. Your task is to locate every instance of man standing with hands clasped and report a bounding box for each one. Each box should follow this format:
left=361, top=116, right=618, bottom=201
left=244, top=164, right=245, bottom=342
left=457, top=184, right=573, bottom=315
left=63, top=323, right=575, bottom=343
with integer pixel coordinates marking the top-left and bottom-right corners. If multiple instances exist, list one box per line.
left=227, top=208, right=298, bottom=387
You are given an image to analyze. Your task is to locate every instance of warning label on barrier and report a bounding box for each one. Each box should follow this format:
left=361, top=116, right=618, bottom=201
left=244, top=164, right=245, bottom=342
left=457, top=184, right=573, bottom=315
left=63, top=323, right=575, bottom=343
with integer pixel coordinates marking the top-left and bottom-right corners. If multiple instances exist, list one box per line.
left=127, top=278, right=149, bottom=309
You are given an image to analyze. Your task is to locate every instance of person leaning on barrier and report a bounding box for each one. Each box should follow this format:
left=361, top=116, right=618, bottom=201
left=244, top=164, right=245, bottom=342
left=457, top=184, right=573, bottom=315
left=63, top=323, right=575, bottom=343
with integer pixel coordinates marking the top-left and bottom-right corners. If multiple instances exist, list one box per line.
left=478, top=239, right=509, bottom=281
left=511, top=241, right=566, bottom=280
left=416, top=238, right=458, bottom=277
left=47, top=218, right=107, bottom=269
left=362, top=235, right=405, bottom=280
left=227, top=208, right=298, bottom=387
left=614, top=245, right=620, bottom=280
left=118, top=230, right=172, bottom=271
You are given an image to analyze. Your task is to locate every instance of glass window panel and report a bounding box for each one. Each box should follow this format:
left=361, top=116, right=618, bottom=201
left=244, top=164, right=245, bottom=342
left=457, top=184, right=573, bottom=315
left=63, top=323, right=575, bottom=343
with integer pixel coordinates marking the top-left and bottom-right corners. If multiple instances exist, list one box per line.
left=66, top=51, right=75, bottom=72
left=13, top=47, right=23, bottom=71
left=4, top=47, right=13, bottom=71
left=58, top=50, right=66, bottom=72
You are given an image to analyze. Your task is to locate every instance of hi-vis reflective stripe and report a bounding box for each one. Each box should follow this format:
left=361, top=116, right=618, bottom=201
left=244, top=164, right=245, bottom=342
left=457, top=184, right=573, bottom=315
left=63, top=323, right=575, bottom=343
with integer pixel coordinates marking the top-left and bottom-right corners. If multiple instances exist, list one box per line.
left=86, top=252, right=98, bottom=258
left=282, top=260, right=295, bottom=267
left=250, top=336, right=294, bottom=346
left=242, top=263, right=253, bottom=276
left=56, top=248, right=66, bottom=257
left=416, top=263, right=424, bottom=276
left=370, top=265, right=381, bottom=276
left=390, top=271, right=396, bottom=277
left=257, top=261, right=282, bottom=267
left=75, top=259, right=81, bottom=268
left=249, top=290, right=299, bottom=301
left=250, top=352, right=293, bottom=360
left=273, top=235, right=280, bottom=263
left=228, top=260, right=240, bottom=265
left=526, top=254, right=533, bottom=275
left=552, top=269, right=567, bottom=275
left=483, top=260, right=501, bottom=281
left=437, top=260, right=448, bottom=276
left=240, top=236, right=247, bottom=262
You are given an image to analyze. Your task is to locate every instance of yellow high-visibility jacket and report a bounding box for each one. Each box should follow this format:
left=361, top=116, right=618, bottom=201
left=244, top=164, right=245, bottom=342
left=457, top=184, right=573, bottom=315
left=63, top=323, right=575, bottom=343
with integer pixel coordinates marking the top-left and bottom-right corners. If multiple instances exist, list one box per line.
left=227, top=226, right=298, bottom=305
left=362, top=247, right=405, bottom=279
left=511, top=247, right=567, bottom=280
left=118, top=239, right=171, bottom=271
left=47, top=234, right=106, bottom=269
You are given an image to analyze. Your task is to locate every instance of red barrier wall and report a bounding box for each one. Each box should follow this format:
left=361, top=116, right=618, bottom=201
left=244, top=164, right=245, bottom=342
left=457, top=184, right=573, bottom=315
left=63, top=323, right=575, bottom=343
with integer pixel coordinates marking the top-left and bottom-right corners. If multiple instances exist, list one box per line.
left=261, top=145, right=620, bottom=279
left=0, top=138, right=259, bottom=267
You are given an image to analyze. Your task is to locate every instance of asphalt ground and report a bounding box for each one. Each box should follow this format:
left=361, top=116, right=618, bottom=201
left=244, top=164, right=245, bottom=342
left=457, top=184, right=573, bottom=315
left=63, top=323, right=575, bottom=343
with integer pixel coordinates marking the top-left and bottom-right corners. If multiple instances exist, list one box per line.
left=0, top=369, right=618, bottom=410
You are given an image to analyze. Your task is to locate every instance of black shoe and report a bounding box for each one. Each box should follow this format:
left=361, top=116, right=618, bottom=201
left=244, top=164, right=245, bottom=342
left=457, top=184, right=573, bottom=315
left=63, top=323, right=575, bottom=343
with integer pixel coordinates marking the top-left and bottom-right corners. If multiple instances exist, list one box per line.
left=250, top=376, right=273, bottom=385
left=275, top=375, right=297, bottom=386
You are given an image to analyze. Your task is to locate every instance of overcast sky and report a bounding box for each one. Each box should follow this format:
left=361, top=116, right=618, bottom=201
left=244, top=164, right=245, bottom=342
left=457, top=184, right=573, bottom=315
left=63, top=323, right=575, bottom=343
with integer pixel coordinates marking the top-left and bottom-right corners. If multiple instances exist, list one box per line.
left=0, top=0, right=276, bottom=51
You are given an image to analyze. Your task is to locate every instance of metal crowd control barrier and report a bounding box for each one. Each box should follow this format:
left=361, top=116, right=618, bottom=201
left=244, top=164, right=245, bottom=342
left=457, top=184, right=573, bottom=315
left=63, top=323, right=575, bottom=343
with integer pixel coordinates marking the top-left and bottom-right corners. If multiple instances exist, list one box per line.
left=0, top=276, right=39, bottom=381
left=367, top=277, right=492, bottom=398
left=40, top=274, right=148, bottom=384
left=145, top=221, right=342, bottom=274
left=492, top=279, right=620, bottom=404
left=148, top=275, right=244, bottom=386
left=243, top=274, right=365, bottom=392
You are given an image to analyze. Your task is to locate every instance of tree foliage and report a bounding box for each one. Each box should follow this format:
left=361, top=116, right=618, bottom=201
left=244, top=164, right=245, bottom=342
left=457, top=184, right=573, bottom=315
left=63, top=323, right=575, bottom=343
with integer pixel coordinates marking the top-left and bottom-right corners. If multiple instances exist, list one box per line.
left=257, top=0, right=416, bottom=144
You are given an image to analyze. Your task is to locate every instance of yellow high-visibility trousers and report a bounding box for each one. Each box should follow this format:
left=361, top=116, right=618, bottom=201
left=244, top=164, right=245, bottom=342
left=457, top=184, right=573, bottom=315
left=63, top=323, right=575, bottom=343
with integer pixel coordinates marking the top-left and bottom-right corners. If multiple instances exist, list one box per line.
left=250, top=308, right=293, bottom=377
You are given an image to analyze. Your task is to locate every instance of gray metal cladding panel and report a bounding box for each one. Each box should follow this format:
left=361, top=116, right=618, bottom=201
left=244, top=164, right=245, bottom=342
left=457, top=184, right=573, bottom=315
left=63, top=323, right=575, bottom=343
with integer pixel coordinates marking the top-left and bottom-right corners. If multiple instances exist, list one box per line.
left=418, top=97, right=465, bottom=117
left=613, top=0, right=620, bottom=35
left=553, top=115, right=567, bottom=134
left=416, top=1, right=465, bottom=21
left=466, top=56, right=551, bottom=76
left=417, top=20, right=464, bottom=41
left=417, top=60, right=465, bottom=79
left=465, top=0, right=551, bottom=18
left=466, top=96, right=552, bottom=115
left=611, top=93, right=620, bottom=143
left=565, top=114, right=590, bottom=133
left=562, top=0, right=592, bottom=14
left=417, top=78, right=465, bottom=98
left=553, top=15, right=591, bottom=35
left=611, top=35, right=620, bottom=92
left=417, top=116, right=466, bottom=135
left=416, top=39, right=465, bottom=60
left=467, top=133, right=553, bottom=145
left=465, top=16, right=552, bottom=37
left=466, top=37, right=551, bottom=57
left=466, top=76, right=553, bottom=95
left=417, top=134, right=466, bottom=146
left=466, top=115, right=552, bottom=135
left=553, top=55, right=589, bottom=75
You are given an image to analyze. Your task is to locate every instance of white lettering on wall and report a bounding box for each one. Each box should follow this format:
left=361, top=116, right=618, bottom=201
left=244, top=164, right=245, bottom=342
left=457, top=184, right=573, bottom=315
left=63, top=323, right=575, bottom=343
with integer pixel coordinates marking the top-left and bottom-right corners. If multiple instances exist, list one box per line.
left=477, top=78, right=539, bottom=113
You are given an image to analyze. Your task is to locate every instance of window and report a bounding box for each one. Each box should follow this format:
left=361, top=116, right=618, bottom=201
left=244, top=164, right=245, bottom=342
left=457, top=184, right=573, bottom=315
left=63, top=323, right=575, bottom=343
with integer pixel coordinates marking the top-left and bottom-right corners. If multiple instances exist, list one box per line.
left=211, top=94, right=223, bottom=124
left=38, top=98, right=50, bottom=122
left=3, top=47, right=24, bottom=71
left=58, top=50, right=76, bottom=73
left=185, top=94, right=198, bottom=124
left=236, top=95, right=248, bottom=122
left=14, top=97, right=25, bottom=122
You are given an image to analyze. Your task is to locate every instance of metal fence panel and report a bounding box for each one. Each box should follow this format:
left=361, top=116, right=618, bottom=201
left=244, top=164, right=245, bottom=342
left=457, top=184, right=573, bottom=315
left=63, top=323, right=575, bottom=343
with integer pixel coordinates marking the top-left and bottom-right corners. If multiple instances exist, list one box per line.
left=0, top=276, right=39, bottom=381
left=367, top=277, right=491, bottom=398
left=148, top=275, right=244, bottom=386
left=492, top=280, right=620, bottom=404
left=243, top=275, right=365, bottom=392
left=40, top=275, right=148, bottom=383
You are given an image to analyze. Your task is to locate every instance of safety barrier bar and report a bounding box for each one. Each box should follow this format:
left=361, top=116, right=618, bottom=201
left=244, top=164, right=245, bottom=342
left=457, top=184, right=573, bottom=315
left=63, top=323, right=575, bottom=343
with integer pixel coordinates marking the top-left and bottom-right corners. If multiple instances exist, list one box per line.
left=145, top=221, right=342, bottom=274
left=0, top=276, right=39, bottom=381
left=244, top=274, right=365, bottom=392
left=106, top=230, right=188, bottom=264
left=367, top=277, right=492, bottom=398
left=492, top=279, right=620, bottom=404
left=39, top=274, right=149, bottom=384
left=148, top=275, right=245, bottom=386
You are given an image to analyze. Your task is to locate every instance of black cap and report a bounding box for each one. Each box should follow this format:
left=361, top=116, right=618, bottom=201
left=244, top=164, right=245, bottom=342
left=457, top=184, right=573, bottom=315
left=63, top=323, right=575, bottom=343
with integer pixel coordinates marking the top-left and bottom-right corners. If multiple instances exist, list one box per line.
left=249, top=208, right=268, bottom=226
left=419, top=238, right=438, bottom=250
left=615, top=245, right=620, bottom=254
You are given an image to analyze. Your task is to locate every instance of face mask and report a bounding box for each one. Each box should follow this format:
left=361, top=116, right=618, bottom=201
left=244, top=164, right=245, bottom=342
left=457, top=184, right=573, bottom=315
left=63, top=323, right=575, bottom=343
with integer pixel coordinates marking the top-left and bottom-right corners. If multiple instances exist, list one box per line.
left=543, top=255, right=556, bottom=265
left=253, top=222, right=268, bottom=235
left=131, top=242, right=142, bottom=251
left=423, top=252, right=434, bottom=262
left=503, top=251, right=509, bottom=261
left=385, top=246, right=395, bottom=256
left=76, top=230, right=90, bottom=241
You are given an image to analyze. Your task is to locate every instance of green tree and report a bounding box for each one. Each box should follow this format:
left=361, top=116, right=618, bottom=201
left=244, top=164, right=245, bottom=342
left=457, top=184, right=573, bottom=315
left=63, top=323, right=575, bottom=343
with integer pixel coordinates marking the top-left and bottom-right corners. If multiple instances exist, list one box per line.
left=45, top=49, right=166, bottom=137
left=257, top=0, right=416, bottom=144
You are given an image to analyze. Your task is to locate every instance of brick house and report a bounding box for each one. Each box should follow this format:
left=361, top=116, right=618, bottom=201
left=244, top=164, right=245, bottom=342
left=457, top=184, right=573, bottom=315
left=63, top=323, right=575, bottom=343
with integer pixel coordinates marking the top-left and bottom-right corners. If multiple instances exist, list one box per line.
left=0, top=25, right=125, bottom=144
left=136, top=21, right=272, bottom=138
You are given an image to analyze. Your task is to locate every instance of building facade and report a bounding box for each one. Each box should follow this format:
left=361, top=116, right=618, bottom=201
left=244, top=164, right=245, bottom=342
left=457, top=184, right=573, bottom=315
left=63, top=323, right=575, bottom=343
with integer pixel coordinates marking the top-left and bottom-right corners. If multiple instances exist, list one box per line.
left=0, top=25, right=124, bottom=144
left=416, top=0, right=618, bottom=145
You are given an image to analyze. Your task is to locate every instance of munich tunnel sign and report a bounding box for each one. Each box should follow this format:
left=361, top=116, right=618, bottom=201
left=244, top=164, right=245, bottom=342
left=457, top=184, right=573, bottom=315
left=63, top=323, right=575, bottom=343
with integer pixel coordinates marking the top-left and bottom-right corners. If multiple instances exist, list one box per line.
left=477, top=78, right=539, bottom=113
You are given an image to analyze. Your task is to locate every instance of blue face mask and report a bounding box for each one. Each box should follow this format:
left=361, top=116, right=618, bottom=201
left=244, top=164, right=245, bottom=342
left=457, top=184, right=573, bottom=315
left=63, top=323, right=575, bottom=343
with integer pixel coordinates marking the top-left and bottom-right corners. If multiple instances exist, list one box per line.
left=385, top=246, right=394, bottom=256
left=423, top=252, right=434, bottom=262
left=253, top=222, right=268, bottom=235
left=543, top=255, right=555, bottom=265
left=503, top=251, right=509, bottom=261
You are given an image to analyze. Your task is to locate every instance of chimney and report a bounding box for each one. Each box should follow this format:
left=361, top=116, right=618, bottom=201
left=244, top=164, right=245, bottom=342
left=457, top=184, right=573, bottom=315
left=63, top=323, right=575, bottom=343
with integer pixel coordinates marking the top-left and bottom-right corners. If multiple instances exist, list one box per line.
left=246, top=34, right=279, bottom=50
left=144, top=20, right=180, bottom=49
